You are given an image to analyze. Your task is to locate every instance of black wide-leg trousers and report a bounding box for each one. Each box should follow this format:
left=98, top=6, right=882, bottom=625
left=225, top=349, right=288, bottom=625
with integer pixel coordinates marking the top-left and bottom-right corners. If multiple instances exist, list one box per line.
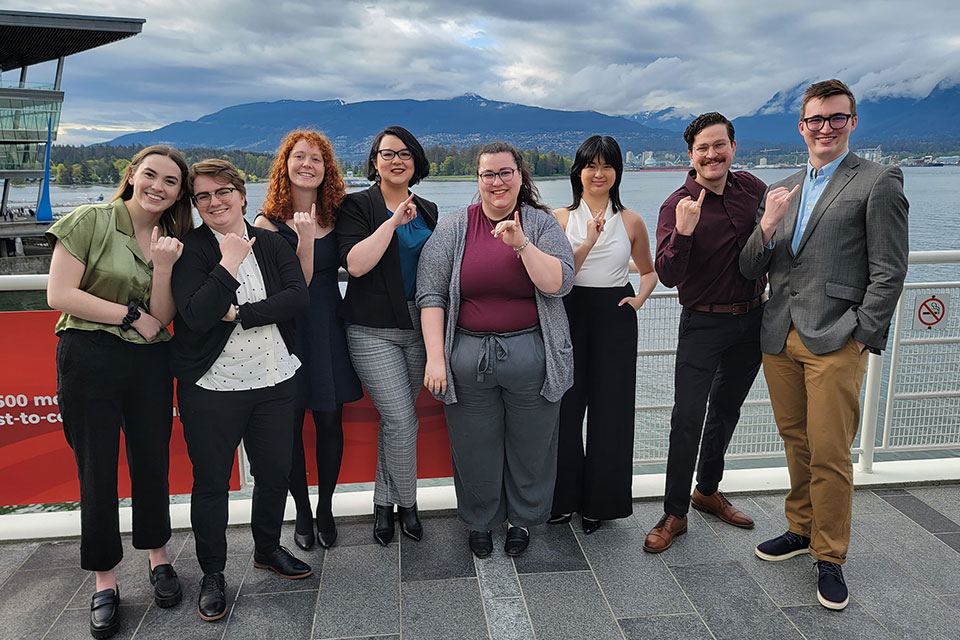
left=663, top=306, right=762, bottom=517
left=552, top=284, right=638, bottom=520
left=56, top=329, right=173, bottom=571
left=178, top=378, right=295, bottom=574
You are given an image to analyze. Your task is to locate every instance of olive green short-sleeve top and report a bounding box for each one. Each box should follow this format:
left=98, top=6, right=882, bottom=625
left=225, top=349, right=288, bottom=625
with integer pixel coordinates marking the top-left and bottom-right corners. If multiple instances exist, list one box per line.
left=45, top=199, right=172, bottom=344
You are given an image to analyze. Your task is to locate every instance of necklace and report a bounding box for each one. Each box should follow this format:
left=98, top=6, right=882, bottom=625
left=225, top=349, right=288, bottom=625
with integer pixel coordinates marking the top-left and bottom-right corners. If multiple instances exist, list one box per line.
left=482, top=208, right=518, bottom=237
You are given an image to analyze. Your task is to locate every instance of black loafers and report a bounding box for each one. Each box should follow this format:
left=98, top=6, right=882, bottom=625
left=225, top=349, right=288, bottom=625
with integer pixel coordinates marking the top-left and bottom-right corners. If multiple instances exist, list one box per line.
left=582, top=517, right=602, bottom=535
left=374, top=504, right=396, bottom=546
left=398, top=504, right=423, bottom=541
left=197, top=572, right=227, bottom=622
left=253, top=546, right=312, bottom=579
left=149, top=562, right=182, bottom=608
left=468, top=530, right=493, bottom=558
left=504, top=526, right=530, bottom=556
left=90, top=587, right=120, bottom=639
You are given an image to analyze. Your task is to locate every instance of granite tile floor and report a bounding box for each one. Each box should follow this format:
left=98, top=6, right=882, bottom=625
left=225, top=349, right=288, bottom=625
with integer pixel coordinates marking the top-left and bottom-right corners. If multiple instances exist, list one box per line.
left=2, top=484, right=960, bottom=639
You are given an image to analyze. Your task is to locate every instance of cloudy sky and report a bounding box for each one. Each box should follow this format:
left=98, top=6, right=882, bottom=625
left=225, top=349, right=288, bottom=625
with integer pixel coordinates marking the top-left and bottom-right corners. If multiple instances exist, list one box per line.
left=6, top=0, right=960, bottom=145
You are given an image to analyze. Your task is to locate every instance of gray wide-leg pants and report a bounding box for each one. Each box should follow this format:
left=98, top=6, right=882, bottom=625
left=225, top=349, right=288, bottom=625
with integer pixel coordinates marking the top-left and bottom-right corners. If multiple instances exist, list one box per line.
left=444, top=326, right=561, bottom=531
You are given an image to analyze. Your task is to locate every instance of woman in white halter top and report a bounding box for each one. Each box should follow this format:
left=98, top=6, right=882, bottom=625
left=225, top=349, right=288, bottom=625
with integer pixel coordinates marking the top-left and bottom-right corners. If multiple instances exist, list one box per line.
left=548, top=136, right=658, bottom=534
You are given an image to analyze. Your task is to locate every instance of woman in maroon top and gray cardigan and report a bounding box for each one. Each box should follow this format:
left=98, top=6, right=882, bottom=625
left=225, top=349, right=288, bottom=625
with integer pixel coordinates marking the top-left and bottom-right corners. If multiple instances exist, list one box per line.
left=417, top=142, right=574, bottom=559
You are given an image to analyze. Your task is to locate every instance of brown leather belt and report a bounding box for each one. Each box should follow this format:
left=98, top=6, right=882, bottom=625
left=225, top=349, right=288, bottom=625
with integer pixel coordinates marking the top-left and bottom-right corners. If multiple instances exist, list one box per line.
left=690, top=293, right=767, bottom=315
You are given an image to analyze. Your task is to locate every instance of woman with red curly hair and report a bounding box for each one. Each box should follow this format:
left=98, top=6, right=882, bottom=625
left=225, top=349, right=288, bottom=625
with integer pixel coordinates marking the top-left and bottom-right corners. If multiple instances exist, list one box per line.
left=254, top=130, right=361, bottom=550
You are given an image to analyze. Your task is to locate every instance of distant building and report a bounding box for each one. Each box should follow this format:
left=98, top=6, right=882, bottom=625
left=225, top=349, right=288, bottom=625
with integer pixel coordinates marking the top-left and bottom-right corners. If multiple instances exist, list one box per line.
left=935, top=156, right=959, bottom=165
left=642, top=151, right=653, bottom=164
left=625, top=151, right=635, bottom=165
left=0, top=10, right=144, bottom=218
left=856, top=145, right=883, bottom=163
left=758, top=157, right=768, bottom=167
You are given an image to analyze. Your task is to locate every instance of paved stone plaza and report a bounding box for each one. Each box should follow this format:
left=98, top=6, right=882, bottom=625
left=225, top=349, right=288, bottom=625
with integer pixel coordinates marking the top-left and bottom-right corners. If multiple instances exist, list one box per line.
left=2, top=484, right=959, bottom=639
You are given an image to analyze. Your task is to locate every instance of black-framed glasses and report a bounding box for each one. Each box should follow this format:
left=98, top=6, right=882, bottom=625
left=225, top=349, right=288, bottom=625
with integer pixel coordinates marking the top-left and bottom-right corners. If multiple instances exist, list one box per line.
left=478, top=168, right=517, bottom=185
left=192, top=187, right=238, bottom=206
left=801, top=113, right=853, bottom=131
left=377, top=148, right=413, bottom=161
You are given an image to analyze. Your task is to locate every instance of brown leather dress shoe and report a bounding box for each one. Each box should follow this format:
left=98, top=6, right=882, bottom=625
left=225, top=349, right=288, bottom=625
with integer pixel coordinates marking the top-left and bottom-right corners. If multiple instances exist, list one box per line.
left=690, top=489, right=755, bottom=528
left=643, top=514, right=687, bottom=553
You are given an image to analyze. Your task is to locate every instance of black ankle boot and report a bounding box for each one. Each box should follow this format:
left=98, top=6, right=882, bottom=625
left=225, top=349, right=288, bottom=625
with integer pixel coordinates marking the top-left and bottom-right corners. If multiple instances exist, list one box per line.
left=398, top=503, right=423, bottom=541
left=373, top=504, right=395, bottom=546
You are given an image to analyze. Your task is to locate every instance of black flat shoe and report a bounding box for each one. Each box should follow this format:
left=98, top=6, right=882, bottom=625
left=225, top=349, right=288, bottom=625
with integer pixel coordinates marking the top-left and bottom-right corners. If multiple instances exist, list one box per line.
left=317, top=522, right=338, bottom=549
left=253, top=546, right=312, bottom=579
left=504, top=526, right=530, bottom=556
left=468, top=530, right=493, bottom=558
left=398, top=503, right=423, bottom=541
left=149, top=562, right=182, bottom=608
left=197, top=572, right=226, bottom=622
left=90, top=587, right=120, bottom=639
left=582, top=517, right=602, bottom=535
left=294, top=512, right=315, bottom=550
left=374, top=504, right=395, bottom=546
left=546, top=513, right=572, bottom=525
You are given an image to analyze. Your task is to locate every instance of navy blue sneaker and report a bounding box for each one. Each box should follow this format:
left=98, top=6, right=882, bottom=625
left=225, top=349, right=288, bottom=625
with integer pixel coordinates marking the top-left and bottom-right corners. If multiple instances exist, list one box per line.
left=816, top=560, right=849, bottom=610
left=755, top=531, right=810, bottom=561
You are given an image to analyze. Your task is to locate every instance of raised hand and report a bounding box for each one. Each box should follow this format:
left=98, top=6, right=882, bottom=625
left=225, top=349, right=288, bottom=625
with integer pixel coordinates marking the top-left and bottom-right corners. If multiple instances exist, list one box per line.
left=132, top=309, right=163, bottom=341
left=150, top=226, right=183, bottom=270
left=675, top=188, right=706, bottom=236
left=219, top=232, right=256, bottom=270
left=585, top=209, right=606, bottom=245
left=293, top=204, right=316, bottom=241
left=390, top=193, right=417, bottom=228
left=761, top=184, right=800, bottom=231
left=492, top=211, right=527, bottom=250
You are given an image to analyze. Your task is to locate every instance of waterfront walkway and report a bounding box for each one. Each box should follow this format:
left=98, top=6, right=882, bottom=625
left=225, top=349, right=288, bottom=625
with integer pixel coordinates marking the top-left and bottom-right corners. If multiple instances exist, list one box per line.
left=2, top=484, right=960, bottom=639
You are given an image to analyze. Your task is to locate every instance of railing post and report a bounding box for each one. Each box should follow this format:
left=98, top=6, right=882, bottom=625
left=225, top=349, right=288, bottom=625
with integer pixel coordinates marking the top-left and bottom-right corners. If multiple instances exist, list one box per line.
left=858, top=351, right=884, bottom=473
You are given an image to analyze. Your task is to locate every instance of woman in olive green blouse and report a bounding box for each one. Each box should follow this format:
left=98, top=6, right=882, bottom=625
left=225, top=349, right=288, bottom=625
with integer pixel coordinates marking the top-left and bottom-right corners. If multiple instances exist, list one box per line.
left=46, top=146, right=193, bottom=639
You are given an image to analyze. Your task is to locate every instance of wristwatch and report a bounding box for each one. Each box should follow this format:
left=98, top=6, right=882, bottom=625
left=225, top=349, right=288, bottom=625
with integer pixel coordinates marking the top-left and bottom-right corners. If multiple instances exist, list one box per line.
left=232, top=304, right=242, bottom=325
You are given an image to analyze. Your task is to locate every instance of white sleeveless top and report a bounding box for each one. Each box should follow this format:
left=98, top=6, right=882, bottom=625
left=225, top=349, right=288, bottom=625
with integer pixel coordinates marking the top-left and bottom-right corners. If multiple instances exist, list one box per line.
left=565, top=199, right=631, bottom=287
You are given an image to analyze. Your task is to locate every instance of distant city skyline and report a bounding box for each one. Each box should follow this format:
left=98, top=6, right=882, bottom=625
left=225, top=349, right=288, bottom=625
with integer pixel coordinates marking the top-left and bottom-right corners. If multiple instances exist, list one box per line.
left=4, top=1, right=959, bottom=145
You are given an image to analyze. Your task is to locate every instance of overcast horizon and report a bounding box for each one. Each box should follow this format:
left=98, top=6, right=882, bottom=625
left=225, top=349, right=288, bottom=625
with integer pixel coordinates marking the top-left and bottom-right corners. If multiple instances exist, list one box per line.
left=5, top=1, right=959, bottom=146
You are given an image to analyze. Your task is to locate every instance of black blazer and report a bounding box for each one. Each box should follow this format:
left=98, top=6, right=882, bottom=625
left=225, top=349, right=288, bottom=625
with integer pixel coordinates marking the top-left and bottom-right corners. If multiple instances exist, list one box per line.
left=171, top=222, right=308, bottom=384
left=335, top=184, right=438, bottom=329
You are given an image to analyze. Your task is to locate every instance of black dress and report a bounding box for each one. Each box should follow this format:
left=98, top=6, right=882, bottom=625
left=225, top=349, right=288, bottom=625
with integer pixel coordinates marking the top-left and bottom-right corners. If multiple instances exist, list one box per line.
left=267, top=217, right=362, bottom=410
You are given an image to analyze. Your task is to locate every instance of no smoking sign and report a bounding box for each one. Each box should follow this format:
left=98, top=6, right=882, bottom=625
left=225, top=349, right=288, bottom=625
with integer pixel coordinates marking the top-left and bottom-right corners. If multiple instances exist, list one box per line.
left=912, top=294, right=950, bottom=330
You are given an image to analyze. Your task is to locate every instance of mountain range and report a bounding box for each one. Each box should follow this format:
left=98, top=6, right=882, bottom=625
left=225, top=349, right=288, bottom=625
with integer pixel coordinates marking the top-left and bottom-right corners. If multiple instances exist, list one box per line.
left=107, top=83, right=960, bottom=159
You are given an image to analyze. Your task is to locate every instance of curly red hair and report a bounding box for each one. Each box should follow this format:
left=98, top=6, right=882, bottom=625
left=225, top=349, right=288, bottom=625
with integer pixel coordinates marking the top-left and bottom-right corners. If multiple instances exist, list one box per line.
left=261, top=130, right=346, bottom=228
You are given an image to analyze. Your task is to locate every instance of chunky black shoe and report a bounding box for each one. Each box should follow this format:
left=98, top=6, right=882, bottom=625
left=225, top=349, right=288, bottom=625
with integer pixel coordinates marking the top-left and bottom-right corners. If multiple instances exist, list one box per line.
left=374, top=504, right=396, bottom=546
left=546, top=513, right=572, bottom=525
left=582, top=517, right=602, bottom=535
left=816, top=560, right=849, bottom=610
left=149, top=562, right=182, bottom=608
left=253, top=546, right=313, bottom=579
left=468, top=530, right=493, bottom=558
left=755, top=531, right=811, bottom=561
left=398, top=503, right=423, bottom=541
left=89, top=587, right=120, bottom=639
left=197, top=572, right=227, bottom=622
left=504, top=526, right=530, bottom=556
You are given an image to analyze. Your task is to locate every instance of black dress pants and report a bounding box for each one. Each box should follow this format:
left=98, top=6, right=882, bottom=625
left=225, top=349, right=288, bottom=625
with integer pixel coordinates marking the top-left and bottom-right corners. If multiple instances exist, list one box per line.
left=552, top=284, right=637, bottom=520
left=56, top=329, right=173, bottom=571
left=663, top=306, right=762, bottom=517
left=178, top=378, right=295, bottom=574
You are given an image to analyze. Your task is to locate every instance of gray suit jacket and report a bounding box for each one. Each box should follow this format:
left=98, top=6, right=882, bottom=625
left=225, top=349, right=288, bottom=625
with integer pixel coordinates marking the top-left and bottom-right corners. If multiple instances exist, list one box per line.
left=739, top=153, right=908, bottom=355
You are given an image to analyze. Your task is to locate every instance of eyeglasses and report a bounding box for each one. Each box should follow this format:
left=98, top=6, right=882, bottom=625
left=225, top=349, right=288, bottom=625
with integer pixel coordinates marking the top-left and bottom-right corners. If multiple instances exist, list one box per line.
left=478, top=168, right=517, bottom=185
left=692, top=140, right=730, bottom=156
left=801, top=113, right=853, bottom=131
left=192, top=186, right=238, bottom=206
left=377, top=148, right=413, bottom=161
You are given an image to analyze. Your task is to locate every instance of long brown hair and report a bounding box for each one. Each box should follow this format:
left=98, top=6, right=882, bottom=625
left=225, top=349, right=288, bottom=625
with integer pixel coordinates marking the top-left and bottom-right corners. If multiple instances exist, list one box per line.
left=262, top=130, right=345, bottom=228
left=113, top=145, right=193, bottom=239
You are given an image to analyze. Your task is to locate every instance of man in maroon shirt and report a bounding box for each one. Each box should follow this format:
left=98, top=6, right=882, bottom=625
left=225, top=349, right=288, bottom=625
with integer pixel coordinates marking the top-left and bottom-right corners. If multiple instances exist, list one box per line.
left=644, top=112, right=766, bottom=553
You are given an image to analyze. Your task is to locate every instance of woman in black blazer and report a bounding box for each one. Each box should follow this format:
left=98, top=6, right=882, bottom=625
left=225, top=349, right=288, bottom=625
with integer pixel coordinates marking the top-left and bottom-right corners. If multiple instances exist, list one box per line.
left=335, top=126, right=438, bottom=545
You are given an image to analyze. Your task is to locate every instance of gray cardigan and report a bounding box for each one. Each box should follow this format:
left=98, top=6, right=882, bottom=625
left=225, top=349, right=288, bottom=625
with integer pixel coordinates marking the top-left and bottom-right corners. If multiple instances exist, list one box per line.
left=416, top=203, right=575, bottom=404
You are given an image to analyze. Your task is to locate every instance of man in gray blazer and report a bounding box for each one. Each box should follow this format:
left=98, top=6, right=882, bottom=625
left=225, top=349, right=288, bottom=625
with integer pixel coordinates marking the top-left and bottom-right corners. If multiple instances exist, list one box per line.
left=740, top=79, right=908, bottom=611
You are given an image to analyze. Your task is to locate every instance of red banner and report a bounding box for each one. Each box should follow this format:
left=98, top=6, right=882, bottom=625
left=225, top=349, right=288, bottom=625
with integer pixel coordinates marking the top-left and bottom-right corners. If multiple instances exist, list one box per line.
left=0, top=310, right=452, bottom=507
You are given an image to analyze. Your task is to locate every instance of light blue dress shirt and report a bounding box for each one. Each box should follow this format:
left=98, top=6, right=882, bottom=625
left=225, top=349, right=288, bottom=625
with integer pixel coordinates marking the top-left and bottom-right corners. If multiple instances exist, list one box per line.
left=792, top=150, right=849, bottom=254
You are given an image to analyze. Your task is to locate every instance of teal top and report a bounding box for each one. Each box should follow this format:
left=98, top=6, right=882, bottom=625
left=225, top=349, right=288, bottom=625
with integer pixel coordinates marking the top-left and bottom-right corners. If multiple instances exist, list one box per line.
left=395, top=208, right=433, bottom=300
left=45, top=199, right=172, bottom=344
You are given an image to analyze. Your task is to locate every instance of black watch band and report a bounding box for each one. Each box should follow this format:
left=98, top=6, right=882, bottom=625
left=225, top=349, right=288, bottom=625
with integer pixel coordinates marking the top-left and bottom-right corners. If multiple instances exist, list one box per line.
left=120, top=300, right=141, bottom=331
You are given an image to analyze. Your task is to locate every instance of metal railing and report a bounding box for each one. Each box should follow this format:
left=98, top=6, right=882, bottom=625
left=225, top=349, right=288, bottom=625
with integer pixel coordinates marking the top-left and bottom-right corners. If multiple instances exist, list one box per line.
left=3, top=250, right=959, bottom=477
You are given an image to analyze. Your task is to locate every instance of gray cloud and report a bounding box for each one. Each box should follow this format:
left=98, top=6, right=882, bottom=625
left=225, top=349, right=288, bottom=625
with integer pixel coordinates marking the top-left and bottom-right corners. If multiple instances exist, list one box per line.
left=4, top=0, right=958, bottom=144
